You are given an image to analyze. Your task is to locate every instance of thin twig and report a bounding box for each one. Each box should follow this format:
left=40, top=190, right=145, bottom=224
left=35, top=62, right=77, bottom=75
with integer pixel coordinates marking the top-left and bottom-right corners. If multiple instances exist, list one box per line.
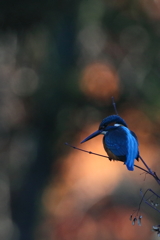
left=136, top=189, right=151, bottom=214
left=139, top=155, right=154, bottom=175
left=112, top=96, right=118, bottom=115
left=139, top=155, right=160, bottom=185
left=134, top=164, right=151, bottom=175
left=135, top=189, right=160, bottom=216
left=65, top=142, right=110, bottom=159
left=140, top=189, right=160, bottom=214
left=65, top=142, right=150, bottom=174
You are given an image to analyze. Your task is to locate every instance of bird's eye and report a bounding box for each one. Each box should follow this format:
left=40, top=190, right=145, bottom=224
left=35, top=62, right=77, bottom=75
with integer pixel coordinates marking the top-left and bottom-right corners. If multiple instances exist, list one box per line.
left=99, top=125, right=105, bottom=130
left=107, top=122, right=116, bottom=126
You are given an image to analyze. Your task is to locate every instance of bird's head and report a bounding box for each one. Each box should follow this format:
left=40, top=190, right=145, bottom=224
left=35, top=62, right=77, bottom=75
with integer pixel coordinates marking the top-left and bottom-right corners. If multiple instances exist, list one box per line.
left=81, top=115, right=127, bottom=143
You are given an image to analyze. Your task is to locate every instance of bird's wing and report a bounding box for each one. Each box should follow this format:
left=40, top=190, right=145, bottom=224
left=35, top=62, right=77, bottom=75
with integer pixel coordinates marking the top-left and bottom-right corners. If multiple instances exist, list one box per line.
left=105, top=127, right=128, bottom=157
left=105, top=127, right=139, bottom=171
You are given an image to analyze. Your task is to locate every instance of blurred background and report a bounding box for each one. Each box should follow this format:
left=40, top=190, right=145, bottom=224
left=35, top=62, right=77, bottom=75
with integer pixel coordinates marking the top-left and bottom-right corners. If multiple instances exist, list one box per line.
left=1, top=0, right=160, bottom=239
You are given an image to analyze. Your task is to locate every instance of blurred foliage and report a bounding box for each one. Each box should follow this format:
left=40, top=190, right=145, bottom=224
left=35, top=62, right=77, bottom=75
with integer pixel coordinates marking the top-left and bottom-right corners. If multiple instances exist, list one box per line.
left=0, top=0, right=160, bottom=240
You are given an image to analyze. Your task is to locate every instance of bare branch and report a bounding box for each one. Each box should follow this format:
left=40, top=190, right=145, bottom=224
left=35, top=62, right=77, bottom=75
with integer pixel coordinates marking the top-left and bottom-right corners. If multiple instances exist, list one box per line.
left=65, top=142, right=150, bottom=175
left=139, top=155, right=160, bottom=185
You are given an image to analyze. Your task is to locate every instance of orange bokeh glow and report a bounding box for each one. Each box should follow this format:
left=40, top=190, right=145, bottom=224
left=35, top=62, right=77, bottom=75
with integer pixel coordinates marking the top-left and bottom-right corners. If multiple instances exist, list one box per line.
left=41, top=117, right=158, bottom=240
left=141, top=0, right=160, bottom=20
left=43, top=123, right=144, bottom=218
left=80, top=63, right=120, bottom=101
left=38, top=203, right=153, bottom=240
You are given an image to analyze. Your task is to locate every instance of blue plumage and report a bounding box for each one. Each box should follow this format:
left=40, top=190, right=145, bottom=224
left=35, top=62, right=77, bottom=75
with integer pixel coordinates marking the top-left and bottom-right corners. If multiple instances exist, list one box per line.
left=81, top=115, right=139, bottom=171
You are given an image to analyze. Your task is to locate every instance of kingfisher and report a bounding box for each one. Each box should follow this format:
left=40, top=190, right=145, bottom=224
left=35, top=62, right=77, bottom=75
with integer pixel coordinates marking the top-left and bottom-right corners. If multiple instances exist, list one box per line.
left=81, top=115, right=139, bottom=171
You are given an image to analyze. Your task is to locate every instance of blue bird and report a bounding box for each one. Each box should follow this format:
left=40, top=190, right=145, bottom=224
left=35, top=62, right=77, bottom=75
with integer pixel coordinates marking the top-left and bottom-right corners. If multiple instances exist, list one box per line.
left=81, top=115, right=139, bottom=171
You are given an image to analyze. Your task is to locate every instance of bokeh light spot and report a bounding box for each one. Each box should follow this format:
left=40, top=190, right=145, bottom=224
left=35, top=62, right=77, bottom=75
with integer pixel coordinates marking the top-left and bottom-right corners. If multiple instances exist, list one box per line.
left=11, top=67, right=39, bottom=96
left=43, top=123, right=138, bottom=218
left=120, top=25, right=149, bottom=53
left=141, top=0, right=160, bottom=20
left=80, top=63, right=120, bottom=102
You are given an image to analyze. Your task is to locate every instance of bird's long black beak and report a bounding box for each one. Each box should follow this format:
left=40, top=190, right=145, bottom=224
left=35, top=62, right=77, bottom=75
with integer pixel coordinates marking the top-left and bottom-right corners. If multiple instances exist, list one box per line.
left=81, top=130, right=102, bottom=143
